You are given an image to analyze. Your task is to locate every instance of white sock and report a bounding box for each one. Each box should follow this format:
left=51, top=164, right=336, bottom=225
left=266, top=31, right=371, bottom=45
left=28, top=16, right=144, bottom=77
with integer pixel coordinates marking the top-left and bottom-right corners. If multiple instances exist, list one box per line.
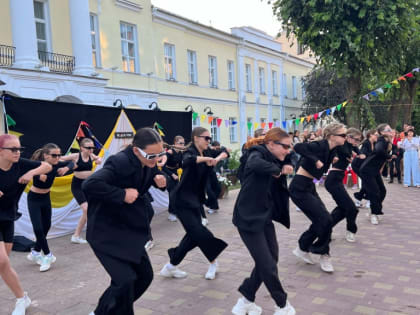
left=46, top=253, right=52, bottom=257
left=31, top=250, right=40, bottom=256
left=241, top=296, right=252, bottom=304
left=166, top=263, right=175, bottom=269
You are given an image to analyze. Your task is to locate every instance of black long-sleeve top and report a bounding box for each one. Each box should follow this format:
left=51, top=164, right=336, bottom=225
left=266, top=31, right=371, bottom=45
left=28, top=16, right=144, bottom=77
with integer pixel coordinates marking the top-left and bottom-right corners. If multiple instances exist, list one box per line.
left=32, top=161, right=74, bottom=189
left=332, top=141, right=360, bottom=170
left=293, top=139, right=338, bottom=179
left=233, top=144, right=291, bottom=232
left=82, top=146, right=162, bottom=263
left=164, top=149, right=183, bottom=176
left=351, top=140, right=374, bottom=173
left=171, top=145, right=213, bottom=210
left=360, top=136, right=392, bottom=175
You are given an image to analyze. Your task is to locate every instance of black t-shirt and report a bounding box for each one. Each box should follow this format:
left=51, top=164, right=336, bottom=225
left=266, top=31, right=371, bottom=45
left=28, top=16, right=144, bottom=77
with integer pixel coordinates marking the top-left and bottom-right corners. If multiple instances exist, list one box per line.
left=0, top=158, right=41, bottom=221
left=32, top=161, right=73, bottom=189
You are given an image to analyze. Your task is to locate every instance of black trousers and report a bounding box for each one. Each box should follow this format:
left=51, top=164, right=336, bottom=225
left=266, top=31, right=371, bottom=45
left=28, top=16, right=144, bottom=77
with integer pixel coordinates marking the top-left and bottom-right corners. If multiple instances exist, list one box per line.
left=93, top=250, right=153, bottom=315
left=238, top=222, right=287, bottom=308
left=166, top=176, right=178, bottom=214
left=168, top=207, right=227, bottom=265
left=289, top=175, right=332, bottom=255
left=325, top=171, right=358, bottom=234
left=389, top=157, right=402, bottom=181
left=381, top=163, right=388, bottom=177
left=360, top=172, right=386, bottom=215
left=205, top=170, right=221, bottom=210
left=27, top=191, right=52, bottom=255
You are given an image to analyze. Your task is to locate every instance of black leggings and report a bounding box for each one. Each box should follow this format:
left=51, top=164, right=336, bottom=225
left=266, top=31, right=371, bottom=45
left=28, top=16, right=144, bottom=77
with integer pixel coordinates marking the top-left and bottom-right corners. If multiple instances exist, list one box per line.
left=93, top=250, right=153, bottom=315
left=166, top=176, right=178, bottom=215
left=168, top=207, right=227, bottom=265
left=389, top=157, right=402, bottom=181
left=289, top=175, right=332, bottom=255
left=71, top=177, right=87, bottom=205
left=27, top=191, right=52, bottom=255
left=360, top=172, right=386, bottom=215
left=325, top=170, right=359, bottom=234
left=205, top=170, right=221, bottom=210
left=238, top=222, right=287, bottom=308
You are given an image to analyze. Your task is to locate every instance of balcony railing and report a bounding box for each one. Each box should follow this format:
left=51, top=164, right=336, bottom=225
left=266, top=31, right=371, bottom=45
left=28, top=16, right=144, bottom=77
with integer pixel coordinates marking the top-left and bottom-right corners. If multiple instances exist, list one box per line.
left=38, top=50, right=75, bottom=74
left=0, top=45, right=15, bottom=67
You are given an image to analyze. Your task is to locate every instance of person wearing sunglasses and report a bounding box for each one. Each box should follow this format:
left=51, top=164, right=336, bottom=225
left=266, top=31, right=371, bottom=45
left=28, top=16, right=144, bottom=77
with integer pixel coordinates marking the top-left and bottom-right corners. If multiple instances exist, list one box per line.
left=232, top=128, right=295, bottom=315
left=160, top=127, right=228, bottom=281
left=0, top=134, right=52, bottom=315
left=26, top=143, right=76, bottom=272
left=289, top=123, right=346, bottom=273
left=81, top=127, right=166, bottom=315
left=359, top=124, right=393, bottom=225
left=60, top=137, right=102, bottom=244
left=163, top=135, right=186, bottom=222
left=352, top=129, right=378, bottom=208
left=324, top=128, right=364, bottom=243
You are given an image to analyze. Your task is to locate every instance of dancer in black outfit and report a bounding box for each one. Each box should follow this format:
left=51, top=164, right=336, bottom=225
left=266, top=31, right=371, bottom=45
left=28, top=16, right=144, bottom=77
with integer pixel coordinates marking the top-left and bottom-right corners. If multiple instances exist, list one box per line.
left=163, top=135, right=185, bottom=222
left=359, top=124, right=393, bottom=225
left=232, top=128, right=295, bottom=315
left=289, top=123, right=346, bottom=273
left=352, top=129, right=378, bottom=208
left=27, top=143, right=75, bottom=272
left=0, top=134, right=51, bottom=315
left=324, top=128, right=364, bottom=243
left=82, top=128, right=167, bottom=315
left=388, top=130, right=401, bottom=184
left=160, top=127, right=228, bottom=280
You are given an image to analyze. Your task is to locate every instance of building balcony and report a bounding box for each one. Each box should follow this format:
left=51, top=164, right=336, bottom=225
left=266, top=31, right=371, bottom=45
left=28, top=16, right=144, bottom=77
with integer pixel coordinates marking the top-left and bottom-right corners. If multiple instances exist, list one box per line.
left=0, top=44, right=15, bottom=67
left=38, top=51, right=75, bottom=74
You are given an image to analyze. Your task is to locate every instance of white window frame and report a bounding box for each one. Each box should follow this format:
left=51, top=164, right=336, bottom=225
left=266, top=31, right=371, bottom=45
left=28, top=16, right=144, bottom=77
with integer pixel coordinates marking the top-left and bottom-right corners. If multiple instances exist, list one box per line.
left=164, top=43, right=176, bottom=80
left=259, top=67, right=265, bottom=94
left=301, top=77, right=306, bottom=100
left=292, top=76, right=297, bottom=99
left=282, top=73, right=287, bottom=98
left=192, top=114, right=200, bottom=128
left=273, top=118, right=279, bottom=128
left=272, top=70, right=278, bottom=96
left=187, top=50, right=198, bottom=84
left=247, top=117, right=253, bottom=137
left=211, top=117, right=220, bottom=141
left=34, top=0, right=52, bottom=53
left=208, top=56, right=218, bottom=88
left=227, top=60, right=235, bottom=90
left=90, top=13, right=101, bottom=68
left=229, top=117, right=238, bottom=143
left=297, top=42, right=304, bottom=55
left=120, top=22, right=139, bottom=73
left=245, top=64, right=252, bottom=92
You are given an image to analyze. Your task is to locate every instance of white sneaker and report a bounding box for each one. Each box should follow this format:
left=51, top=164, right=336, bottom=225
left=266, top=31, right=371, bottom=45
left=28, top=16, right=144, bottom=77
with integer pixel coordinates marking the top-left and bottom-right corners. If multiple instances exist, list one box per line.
left=274, top=300, right=296, bottom=315
left=202, top=218, right=209, bottom=226
left=39, top=254, right=56, bottom=272
left=205, top=261, right=218, bottom=280
left=365, top=201, right=371, bottom=209
left=352, top=184, right=358, bottom=190
left=168, top=213, right=178, bottom=222
left=320, top=254, right=334, bottom=273
left=71, top=235, right=88, bottom=244
left=27, top=252, right=42, bottom=265
left=293, top=246, right=315, bottom=264
left=403, top=184, right=409, bottom=188
left=144, top=240, right=154, bottom=251
left=355, top=200, right=363, bottom=208
left=345, top=231, right=356, bottom=243
left=232, top=297, right=262, bottom=315
left=370, top=214, right=379, bottom=225
left=295, top=206, right=301, bottom=212
left=12, top=292, right=31, bottom=315
left=207, top=208, right=215, bottom=214
left=88, top=312, right=95, bottom=315
left=160, top=263, right=188, bottom=278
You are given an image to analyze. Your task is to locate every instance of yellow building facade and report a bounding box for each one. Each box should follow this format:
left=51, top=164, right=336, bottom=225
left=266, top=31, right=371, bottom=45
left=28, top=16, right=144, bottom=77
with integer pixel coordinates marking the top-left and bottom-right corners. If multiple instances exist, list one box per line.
left=0, top=0, right=314, bottom=149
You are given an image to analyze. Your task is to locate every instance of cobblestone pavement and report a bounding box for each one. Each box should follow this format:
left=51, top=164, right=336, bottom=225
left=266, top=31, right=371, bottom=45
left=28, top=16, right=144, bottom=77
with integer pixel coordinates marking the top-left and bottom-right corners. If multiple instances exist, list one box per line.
left=1, top=181, right=420, bottom=315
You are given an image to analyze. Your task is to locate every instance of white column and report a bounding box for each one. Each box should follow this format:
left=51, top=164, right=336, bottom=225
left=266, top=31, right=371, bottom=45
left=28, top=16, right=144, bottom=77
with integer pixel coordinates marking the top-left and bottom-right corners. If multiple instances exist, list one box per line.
left=10, top=0, right=40, bottom=69
left=267, top=63, right=272, bottom=122
left=69, top=0, right=94, bottom=76
left=253, top=60, right=260, bottom=123
left=237, top=48, right=247, bottom=145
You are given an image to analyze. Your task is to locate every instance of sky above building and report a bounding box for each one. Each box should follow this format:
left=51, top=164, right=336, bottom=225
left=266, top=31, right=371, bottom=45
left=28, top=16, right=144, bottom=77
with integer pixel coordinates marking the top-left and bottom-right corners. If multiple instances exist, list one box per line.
left=151, top=0, right=283, bottom=37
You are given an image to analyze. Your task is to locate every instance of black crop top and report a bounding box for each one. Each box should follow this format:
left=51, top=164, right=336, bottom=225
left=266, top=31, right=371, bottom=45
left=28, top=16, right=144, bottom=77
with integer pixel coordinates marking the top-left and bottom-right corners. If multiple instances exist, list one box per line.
left=294, top=139, right=338, bottom=180
left=32, top=161, right=74, bottom=189
left=332, top=141, right=360, bottom=170
left=74, top=153, right=93, bottom=172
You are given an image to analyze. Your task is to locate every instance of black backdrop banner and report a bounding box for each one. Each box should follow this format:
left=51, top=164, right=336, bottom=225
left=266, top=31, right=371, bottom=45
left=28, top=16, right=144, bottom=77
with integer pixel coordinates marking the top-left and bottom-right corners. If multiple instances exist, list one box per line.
left=3, top=94, right=192, bottom=158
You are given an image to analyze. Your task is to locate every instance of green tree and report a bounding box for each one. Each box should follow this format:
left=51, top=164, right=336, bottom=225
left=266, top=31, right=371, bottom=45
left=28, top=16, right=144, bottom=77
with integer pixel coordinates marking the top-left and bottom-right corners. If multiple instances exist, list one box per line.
left=272, top=0, right=418, bottom=127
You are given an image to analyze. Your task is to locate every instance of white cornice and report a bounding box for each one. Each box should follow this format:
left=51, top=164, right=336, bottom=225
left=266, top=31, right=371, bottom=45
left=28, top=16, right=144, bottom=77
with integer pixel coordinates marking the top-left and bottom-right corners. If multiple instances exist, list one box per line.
left=115, top=0, right=142, bottom=12
left=152, top=7, right=240, bottom=45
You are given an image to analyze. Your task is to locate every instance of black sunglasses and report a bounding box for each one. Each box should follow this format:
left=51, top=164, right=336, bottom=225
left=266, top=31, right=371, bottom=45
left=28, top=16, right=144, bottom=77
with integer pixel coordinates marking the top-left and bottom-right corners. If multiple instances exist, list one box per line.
left=350, top=136, right=362, bottom=142
left=1, top=147, right=25, bottom=153
left=274, top=141, right=291, bottom=149
left=334, top=134, right=347, bottom=138
left=198, top=136, right=212, bottom=142
left=83, top=146, right=96, bottom=150
left=49, top=153, right=62, bottom=158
